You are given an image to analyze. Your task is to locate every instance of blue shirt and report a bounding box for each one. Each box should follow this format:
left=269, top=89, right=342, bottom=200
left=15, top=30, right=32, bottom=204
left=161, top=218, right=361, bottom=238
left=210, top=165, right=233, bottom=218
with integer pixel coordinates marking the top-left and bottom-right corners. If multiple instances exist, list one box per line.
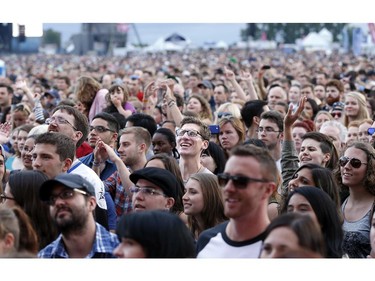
left=79, top=152, right=118, bottom=181
left=38, top=223, right=119, bottom=258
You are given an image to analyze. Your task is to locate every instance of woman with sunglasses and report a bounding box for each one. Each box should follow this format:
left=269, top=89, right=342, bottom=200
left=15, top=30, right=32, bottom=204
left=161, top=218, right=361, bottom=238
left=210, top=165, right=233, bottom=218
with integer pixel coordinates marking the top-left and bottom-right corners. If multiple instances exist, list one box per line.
left=213, top=102, right=242, bottom=124
left=334, top=142, right=375, bottom=258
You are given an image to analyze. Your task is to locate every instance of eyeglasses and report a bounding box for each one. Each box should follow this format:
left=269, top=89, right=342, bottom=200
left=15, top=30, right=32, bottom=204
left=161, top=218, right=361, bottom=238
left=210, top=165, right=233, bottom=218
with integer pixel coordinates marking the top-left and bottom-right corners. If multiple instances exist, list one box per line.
left=339, top=156, right=367, bottom=169
left=47, top=188, right=88, bottom=205
left=45, top=116, right=78, bottom=131
left=331, top=112, right=342, bottom=118
left=89, top=125, right=115, bottom=133
left=217, top=112, right=233, bottom=119
left=256, top=127, right=282, bottom=134
left=0, top=194, right=16, bottom=204
left=176, top=129, right=203, bottom=138
left=217, top=173, right=268, bottom=189
left=368, top=128, right=375, bottom=136
left=130, top=186, right=166, bottom=197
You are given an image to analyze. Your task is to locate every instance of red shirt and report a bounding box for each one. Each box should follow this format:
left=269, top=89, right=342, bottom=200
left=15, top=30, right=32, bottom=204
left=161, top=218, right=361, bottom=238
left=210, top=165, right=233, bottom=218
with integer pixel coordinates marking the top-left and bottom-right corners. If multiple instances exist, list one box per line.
left=76, top=141, right=93, bottom=158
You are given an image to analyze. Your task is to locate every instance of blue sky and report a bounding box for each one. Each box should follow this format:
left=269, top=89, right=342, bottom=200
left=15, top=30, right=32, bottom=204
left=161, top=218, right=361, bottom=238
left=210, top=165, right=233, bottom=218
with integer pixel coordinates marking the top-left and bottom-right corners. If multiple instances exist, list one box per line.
left=43, top=23, right=247, bottom=47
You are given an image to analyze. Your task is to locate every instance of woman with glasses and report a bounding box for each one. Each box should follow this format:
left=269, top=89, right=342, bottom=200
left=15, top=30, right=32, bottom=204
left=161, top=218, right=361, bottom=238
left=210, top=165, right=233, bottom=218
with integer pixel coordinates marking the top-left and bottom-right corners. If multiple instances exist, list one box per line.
left=213, top=102, right=242, bottom=124
left=334, top=142, right=375, bottom=258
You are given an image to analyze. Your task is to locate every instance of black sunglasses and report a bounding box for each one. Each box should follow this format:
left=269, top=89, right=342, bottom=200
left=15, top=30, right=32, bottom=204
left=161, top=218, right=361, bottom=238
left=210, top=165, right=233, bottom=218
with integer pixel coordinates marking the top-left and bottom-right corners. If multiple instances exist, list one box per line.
left=339, top=156, right=367, bottom=169
left=217, top=173, right=268, bottom=189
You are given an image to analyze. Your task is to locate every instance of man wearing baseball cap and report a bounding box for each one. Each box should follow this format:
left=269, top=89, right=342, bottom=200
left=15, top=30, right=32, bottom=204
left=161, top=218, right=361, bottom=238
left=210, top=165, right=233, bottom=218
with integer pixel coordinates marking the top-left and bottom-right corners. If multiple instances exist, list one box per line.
left=38, top=173, right=119, bottom=258
left=129, top=167, right=179, bottom=212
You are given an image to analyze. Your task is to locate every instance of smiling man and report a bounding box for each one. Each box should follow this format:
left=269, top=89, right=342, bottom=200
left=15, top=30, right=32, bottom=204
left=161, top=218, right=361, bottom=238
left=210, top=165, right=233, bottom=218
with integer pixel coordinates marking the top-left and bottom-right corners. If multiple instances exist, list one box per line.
left=177, top=116, right=213, bottom=184
left=196, top=144, right=277, bottom=258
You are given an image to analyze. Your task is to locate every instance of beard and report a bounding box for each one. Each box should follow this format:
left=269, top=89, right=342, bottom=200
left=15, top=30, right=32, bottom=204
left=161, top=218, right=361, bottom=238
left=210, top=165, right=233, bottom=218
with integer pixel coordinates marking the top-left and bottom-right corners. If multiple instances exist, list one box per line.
left=326, top=95, right=340, bottom=106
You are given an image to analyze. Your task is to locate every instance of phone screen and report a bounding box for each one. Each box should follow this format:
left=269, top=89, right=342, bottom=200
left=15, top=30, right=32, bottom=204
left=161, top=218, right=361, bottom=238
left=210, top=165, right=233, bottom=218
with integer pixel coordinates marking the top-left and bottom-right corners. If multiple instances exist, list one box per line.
left=209, top=125, right=220, bottom=135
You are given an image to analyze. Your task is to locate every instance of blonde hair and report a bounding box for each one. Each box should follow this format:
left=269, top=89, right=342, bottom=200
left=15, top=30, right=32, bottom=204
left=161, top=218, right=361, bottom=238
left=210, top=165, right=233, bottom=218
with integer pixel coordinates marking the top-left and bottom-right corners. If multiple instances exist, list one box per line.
left=214, top=102, right=242, bottom=124
left=344, top=91, right=369, bottom=127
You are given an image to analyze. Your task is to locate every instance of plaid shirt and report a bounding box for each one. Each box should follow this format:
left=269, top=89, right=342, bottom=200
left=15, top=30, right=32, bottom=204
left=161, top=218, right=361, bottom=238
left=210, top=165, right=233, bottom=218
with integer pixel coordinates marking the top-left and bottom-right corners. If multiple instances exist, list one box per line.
left=103, top=170, right=132, bottom=217
left=38, top=223, right=119, bottom=258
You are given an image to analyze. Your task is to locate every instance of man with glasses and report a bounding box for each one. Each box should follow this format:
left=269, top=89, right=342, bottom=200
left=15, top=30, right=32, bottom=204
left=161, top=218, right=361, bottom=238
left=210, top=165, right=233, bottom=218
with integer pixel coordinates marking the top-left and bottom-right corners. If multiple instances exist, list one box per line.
left=129, top=167, right=179, bottom=213
left=176, top=116, right=213, bottom=184
left=80, top=112, right=120, bottom=180
left=257, top=110, right=284, bottom=172
left=79, top=112, right=120, bottom=232
left=196, top=144, right=277, bottom=258
left=38, top=173, right=119, bottom=258
left=44, top=105, right=108, bottom=230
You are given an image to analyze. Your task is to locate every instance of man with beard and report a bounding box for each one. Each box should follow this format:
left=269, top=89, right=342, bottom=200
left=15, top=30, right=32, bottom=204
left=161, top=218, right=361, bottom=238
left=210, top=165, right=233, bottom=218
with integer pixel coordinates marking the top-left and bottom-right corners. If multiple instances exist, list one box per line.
left=38, top=173, right=119, bottom=258
left=257, top=110, right=284, bottom=172
left=321, top=79, right=345, bottom=111
left=44, top=105, right=108, bottom=229
left=196, top=145, right=277, bottom=258
left=98, top=126, right=151, bottom=217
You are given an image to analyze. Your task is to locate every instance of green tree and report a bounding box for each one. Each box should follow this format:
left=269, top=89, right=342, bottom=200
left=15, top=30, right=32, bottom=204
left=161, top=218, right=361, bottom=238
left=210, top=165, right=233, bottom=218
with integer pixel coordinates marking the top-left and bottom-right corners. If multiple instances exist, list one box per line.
left=241, top=23, right=346, bottom=43
left=42, top=29, right=61, bottom=48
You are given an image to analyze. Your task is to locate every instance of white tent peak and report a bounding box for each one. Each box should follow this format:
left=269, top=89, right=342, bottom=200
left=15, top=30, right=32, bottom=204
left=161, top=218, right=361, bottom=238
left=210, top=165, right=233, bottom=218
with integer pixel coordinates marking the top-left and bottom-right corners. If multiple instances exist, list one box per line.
left=319, top=28, right=333, bottom=43
left=144, top=32, right=191, bottom=52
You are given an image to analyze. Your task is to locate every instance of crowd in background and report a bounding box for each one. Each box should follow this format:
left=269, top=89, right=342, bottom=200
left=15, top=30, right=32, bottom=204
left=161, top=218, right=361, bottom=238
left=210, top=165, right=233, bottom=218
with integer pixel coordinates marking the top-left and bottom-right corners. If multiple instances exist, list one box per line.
left=0, top=47, right=375, bottom=258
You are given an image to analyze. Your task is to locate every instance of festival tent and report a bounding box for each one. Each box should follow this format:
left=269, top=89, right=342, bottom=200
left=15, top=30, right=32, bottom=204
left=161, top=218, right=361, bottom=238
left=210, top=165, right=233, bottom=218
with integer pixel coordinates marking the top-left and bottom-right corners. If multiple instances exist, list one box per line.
left=301, top=32, right=331, bottom=52
left=144, top=33, right=191, bottom=52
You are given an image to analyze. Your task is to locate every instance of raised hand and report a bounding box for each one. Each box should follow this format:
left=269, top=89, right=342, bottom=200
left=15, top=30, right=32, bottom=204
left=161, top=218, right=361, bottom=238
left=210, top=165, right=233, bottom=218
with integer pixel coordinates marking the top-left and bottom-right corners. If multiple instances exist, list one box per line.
left=284, top=96, right=306, bottom=128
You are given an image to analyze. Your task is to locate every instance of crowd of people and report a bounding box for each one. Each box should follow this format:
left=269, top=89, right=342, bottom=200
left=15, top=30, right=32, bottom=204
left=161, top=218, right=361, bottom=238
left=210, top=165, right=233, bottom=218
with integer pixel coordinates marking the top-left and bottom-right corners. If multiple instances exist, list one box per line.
left=0, top=47, right=375, bottom=259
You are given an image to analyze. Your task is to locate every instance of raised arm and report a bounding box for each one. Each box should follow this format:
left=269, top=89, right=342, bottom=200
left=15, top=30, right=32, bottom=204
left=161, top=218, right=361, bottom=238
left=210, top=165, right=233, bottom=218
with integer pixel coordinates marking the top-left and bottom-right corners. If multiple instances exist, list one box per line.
left=240, top=70, right=259, bottom=101
left=224, top=66, right=247, bottom=101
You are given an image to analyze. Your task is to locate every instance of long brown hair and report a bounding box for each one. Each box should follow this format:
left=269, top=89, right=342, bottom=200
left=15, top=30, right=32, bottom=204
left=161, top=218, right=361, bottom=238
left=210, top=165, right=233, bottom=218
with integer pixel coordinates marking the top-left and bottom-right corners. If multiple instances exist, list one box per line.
left=186, top=173, right=227, bottom=239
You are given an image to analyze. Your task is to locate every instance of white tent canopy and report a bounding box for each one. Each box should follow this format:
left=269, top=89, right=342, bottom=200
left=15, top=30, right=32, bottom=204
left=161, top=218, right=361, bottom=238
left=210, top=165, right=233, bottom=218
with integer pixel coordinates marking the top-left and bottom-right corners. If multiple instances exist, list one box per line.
left=301, top=32, right=331, bottom=51
left=144, top=32, right=191, bottom=52
left=319, top=28, right=333, bottom=43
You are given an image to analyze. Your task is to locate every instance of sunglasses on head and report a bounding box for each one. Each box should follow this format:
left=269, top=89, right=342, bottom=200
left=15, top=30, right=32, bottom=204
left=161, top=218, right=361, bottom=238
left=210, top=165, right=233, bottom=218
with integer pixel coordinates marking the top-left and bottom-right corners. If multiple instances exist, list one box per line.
left=217, top=112, right=233, bottom=119
left=339, top=156, right=367, bottom=169
left=331, top=112, right=342, bottom=118
left=217, top=173, right=268, bottom=189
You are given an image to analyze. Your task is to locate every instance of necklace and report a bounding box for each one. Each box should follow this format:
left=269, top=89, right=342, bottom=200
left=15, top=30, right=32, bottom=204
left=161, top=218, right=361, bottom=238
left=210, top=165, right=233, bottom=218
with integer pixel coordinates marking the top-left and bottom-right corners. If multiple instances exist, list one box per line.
left=183, top=165, right=204, bottom=184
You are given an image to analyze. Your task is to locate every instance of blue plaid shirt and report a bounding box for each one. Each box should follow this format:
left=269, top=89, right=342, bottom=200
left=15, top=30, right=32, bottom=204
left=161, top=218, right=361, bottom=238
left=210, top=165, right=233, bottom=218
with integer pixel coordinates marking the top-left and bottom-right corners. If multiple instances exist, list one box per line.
left=38, top=223, right=119, bottom=258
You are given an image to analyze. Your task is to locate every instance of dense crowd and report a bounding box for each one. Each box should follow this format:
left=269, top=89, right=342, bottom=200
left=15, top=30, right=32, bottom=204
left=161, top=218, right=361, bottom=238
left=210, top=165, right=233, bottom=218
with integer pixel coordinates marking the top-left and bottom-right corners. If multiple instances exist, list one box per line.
left=0, top=47, right=375, bottom=258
